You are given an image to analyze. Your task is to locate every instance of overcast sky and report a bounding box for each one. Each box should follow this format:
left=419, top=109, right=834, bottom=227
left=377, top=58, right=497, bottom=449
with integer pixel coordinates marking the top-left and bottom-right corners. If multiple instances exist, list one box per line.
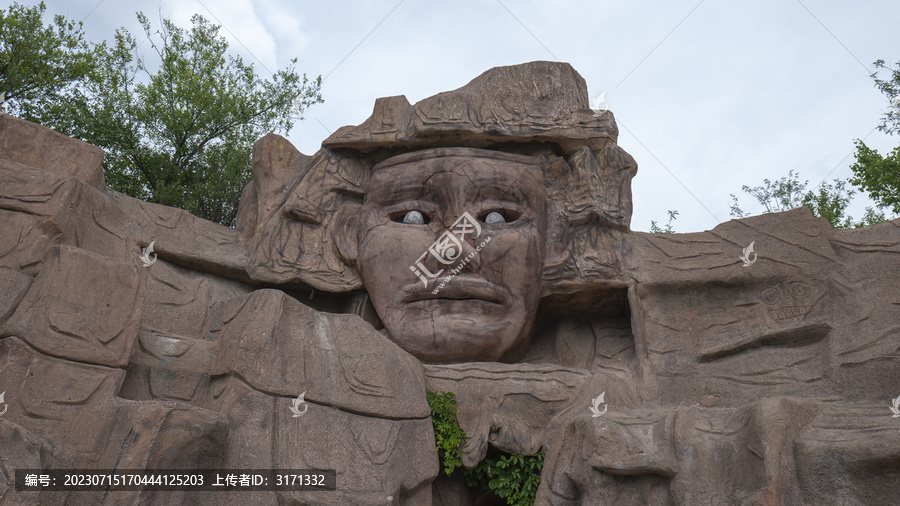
left=38, top=0, right=900, bottom=232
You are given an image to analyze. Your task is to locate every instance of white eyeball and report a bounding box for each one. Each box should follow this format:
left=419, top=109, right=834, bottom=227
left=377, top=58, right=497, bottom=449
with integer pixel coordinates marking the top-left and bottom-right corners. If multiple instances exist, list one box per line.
left=402, top=210, right=425, bottom=224
left=485, top=211, right=505, bottom=224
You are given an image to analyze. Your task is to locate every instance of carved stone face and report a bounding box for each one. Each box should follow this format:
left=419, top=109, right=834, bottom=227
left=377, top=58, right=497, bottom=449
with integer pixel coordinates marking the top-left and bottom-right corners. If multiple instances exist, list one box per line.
left=356, top=148, right=549, bottom=363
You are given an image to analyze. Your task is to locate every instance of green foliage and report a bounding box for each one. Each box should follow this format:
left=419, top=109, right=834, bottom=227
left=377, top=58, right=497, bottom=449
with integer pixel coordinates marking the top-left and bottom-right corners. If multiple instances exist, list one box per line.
left=867, top=59, right=900, bottom=135
left=427, top=391, right=466, bottom=476
left=849, top=60, right=900, bottom=218
left=0, top=1, right=94, bottom=116
left=799, top=178, right=856, bottom=229
left=850, top=140, right=900, bottom=214
left=464, top=451, right=545, bottom=506
left=729, top=169, right=809, bottom=217
left=7, top=8, right=322, bottom=226
left=850, top=142, right=900, bottom=217
left=649, top=209, right=679, bottom=233
left=729, top=169, right=888, bottom=229
left=854, top=206, right=888, bottom=228
left=427, top=391, right=544, bottom=505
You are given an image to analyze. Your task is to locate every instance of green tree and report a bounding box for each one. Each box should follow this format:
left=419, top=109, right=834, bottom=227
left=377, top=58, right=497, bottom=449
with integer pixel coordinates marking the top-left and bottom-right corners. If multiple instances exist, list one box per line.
left=850, top=59, right=900, bottom=216
left=0, top=2, right=94, bottom=117
left=14, top=10, right=322, bottom=226
left=729, top=169, right=809, bottom=216
left=649, top=209, right=679, bottom=234
left=729, top=170, right=885, bottom=229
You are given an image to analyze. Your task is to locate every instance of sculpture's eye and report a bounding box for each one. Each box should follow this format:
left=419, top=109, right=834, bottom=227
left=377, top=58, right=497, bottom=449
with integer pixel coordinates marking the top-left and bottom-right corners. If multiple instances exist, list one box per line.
left=400, top=210, right=427, bottom=225
left=481, top=210, right=517, bottom=224
left=485, top=211, right=506, bottom=224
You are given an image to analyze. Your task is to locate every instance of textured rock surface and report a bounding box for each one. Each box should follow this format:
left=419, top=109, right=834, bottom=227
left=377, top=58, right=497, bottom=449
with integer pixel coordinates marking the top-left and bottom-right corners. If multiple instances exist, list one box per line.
left=1, top=61, right=899, bottom=505
left=0, top=113, right=105, bottom=188
left=3, top=245, right=144, bottom=367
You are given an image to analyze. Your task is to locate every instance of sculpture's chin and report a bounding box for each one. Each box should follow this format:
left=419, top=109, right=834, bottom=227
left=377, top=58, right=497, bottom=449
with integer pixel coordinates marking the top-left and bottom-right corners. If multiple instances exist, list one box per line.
left=383, top=310, right=534, bottom=364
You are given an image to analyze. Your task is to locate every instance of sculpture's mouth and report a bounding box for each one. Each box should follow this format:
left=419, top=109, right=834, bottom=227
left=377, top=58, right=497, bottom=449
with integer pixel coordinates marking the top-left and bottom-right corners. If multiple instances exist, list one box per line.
left=401, top=277, right=505, bottom=305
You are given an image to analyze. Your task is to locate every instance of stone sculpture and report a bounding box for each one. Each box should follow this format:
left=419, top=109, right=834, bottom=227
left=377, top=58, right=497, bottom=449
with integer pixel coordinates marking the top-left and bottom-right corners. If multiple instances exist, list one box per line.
left=1, top=61, right=899, bottom=505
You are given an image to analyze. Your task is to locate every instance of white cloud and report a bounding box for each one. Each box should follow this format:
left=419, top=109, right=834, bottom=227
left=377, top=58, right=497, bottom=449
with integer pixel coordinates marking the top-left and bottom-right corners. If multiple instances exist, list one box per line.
left=169, top=0, right=279, bottom=73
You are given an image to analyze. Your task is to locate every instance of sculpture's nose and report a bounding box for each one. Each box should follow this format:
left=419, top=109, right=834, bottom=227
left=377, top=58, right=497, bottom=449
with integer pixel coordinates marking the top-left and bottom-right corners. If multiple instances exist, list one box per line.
left=454, top=236, right=481, bottom=274
left=415, top=213, right=484, bottom=279
left=417, top=229, right=481, bottom=277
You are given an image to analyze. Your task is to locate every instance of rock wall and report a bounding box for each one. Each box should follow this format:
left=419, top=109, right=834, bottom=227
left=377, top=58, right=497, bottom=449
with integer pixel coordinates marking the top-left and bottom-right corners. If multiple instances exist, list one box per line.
left=1, top=62, right=899, bottom=505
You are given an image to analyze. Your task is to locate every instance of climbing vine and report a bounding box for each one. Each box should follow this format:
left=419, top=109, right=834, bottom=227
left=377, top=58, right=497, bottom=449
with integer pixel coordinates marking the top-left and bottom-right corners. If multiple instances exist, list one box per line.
left=427, top=391, right=544, bottom=505
left=427, top=391, right=467, bottom=475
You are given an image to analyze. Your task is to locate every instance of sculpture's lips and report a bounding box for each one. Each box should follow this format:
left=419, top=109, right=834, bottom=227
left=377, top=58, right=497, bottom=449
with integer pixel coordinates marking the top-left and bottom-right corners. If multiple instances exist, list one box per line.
left=401, top=277, right=505, bottom=304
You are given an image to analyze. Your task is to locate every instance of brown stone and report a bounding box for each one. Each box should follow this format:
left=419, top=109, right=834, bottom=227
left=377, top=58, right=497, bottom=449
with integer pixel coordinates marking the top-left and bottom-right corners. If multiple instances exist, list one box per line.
left=323, top=61, right=619, bottom=156
left=2, top=245, right=144, bottom=367
left=0, top=267, right=31, bottom=324
left=0, top=114, right=105, bottom=188
left=208, top=289, right=429, bottom=419
left=539, top=410, right=677, bottom=505
left=425, top=362, right=592, bottom=467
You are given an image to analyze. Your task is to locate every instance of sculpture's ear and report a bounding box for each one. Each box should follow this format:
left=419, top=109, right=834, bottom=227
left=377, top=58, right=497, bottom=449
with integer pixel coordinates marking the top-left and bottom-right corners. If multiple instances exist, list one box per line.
left=331, top=203, right=362, bottom=265
left=543, top=241, right=570, bottom=273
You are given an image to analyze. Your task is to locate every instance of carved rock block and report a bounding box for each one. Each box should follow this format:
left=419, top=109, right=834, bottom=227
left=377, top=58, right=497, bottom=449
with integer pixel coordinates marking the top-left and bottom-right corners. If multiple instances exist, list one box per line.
left=209, top=289, right=429, bottom=419
left=0, top=337, right=125, bottom=454
left=0, top=114, right=104, bottom=188
left=200, top=374, right=437, bottom=505
left=0, top=210, right=58, bottom=276
left=539, top=410, right=677, bottom=505
left=3, top=245, right=144, bottom=367
left=0, top=267, right=31, bottom=326
left=425, top=362, right=592, bottom=467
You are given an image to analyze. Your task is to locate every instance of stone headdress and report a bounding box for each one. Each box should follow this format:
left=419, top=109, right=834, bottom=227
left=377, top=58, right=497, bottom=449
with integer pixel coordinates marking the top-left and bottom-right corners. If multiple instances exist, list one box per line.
left=238, top=61, right=637, bottom=316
